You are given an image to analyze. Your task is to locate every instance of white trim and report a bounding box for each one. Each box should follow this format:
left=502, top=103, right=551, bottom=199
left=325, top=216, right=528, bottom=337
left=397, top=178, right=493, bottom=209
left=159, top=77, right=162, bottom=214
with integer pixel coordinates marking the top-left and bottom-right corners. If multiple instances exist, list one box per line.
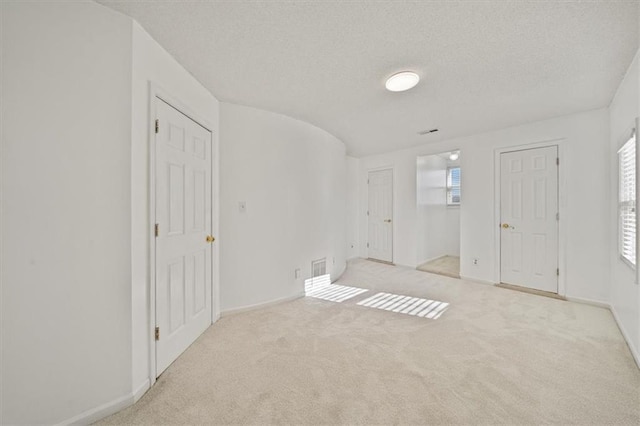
left=147, top=84, right=157, bottom=387
left=610, top=305, right=640, bottom=369
left=133, top=379, right=151, bottom=403
left=221, top=292, right=305, bottom=317
left=147, top=82, right=219, bottom=388
left=558, top=297, right=639, bottom=369
left=366, top=167, right=394, bottom=263
left=55, top=393, right=133, bottom=426
left=493, top=139, right=567, bottom=296
left=54, top=380, right=150, bottom=425
left=564, top=296, right=611, bottom=309
left=637, top=116, right=640, bottom=285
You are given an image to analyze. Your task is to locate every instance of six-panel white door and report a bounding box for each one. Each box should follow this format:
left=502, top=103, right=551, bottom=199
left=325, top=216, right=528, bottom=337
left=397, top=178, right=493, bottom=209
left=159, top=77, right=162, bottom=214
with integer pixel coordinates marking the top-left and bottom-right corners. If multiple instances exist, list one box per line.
left=368, top=169, right=393, bottom=263
left=500, top=146, right=558, bottom=293
left=155, top=98, right=213, bottom=376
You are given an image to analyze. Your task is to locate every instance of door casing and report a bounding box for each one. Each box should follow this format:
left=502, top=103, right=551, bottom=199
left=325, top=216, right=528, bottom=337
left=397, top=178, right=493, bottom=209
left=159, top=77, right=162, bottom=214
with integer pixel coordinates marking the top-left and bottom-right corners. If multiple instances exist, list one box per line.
left=147, top=82, right=219, bottom=386
left=493, top=139, right=566, bottom=297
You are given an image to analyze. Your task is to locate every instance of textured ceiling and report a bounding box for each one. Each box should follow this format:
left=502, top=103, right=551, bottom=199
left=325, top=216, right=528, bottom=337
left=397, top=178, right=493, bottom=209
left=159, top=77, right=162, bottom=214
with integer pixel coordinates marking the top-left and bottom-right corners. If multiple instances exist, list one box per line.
left=99, top=0, right=638, bottom=157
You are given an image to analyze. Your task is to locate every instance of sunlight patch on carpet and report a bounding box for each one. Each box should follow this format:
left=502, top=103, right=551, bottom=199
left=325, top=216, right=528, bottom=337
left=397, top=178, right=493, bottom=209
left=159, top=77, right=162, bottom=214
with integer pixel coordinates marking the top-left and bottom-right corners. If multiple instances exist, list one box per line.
left=305, top=275, right=368, bottom=302
left=357, top=292, right=449, bottom=319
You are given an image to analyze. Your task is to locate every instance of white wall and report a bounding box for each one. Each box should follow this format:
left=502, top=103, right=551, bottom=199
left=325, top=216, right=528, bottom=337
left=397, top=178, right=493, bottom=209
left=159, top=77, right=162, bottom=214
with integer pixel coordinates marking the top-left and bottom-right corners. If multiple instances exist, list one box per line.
left=220, top=103, right=347, bottom=312
left=346, top=156, right=360, bottom=259
left=1, top=2, right=133, bottom=423
left=609, top=48, right=640, bottom=363
left=445, top=208, right=461, bottom=257
left=130, top=21, right=220, bottom=395
left=416, top=155, right=448, bottom=263
left=1, top=2, right=222, bottom=423
left=415, top=154, right=460, bottom=263
left=358, top=108, right=610, bottom=303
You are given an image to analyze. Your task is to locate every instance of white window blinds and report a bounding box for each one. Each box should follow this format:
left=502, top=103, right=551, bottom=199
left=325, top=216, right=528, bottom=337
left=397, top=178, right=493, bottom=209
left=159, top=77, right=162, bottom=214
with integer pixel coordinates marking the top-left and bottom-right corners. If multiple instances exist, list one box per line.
left=619, top=132, right=636, bottom=267
left=447, top=167, right=461, bottom=205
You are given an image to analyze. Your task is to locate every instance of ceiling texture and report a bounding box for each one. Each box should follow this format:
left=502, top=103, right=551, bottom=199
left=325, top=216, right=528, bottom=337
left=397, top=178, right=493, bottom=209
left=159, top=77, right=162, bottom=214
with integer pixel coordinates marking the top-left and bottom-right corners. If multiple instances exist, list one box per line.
left=100, top=0, right=639, bottom=157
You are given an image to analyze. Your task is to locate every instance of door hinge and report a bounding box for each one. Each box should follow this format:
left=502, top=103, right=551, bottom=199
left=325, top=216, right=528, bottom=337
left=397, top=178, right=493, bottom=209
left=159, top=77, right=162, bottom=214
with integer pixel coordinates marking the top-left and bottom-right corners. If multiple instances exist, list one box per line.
left=556, top=212, right=559, bottom=221
left=556, top=268, right=559, bottom=276
left=367, top=242, right=369, bottom=248
left=367, top=210, right=369, bottom=216
left=155, top=119, right=159, bottom=134
left=155, top=326, right=160, bottom=341
left=556, top=157, right=559, bottom=166
left=155, top=223, right=159, bottom=237
left=367, top=179, right=370, bottom=184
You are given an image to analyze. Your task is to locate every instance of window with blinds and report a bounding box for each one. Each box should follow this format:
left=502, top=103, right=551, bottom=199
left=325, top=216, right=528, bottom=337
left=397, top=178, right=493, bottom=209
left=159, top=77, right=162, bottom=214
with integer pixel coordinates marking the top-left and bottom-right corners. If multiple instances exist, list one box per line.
left=447, top=167, right=461, bottom=206
left=618, top=131, right=636, bottom=267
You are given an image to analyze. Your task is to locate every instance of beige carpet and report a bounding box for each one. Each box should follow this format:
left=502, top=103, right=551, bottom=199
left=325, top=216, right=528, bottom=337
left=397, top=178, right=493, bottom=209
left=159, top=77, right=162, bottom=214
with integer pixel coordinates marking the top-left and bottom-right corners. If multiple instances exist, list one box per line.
left=417, top=255, right=460, bottom=278
left=99, top=259, right=640, bottom=425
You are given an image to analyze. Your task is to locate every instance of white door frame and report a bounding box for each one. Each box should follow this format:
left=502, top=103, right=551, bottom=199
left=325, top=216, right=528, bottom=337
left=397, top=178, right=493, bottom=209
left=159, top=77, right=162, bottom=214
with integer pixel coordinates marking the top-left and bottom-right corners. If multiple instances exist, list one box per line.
left=367, top=166, right=394, bottom=263
left=147, top=82, right=219, bottom=385
left=493, top=139, right=566, bottom=296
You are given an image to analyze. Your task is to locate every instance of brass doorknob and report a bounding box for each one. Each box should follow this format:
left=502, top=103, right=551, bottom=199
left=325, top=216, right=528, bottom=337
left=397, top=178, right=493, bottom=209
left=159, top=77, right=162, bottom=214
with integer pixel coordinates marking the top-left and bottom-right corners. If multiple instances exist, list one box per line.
left=502, top=223, right=510, bottom=229
left=206, top=235, right=215, bottom=243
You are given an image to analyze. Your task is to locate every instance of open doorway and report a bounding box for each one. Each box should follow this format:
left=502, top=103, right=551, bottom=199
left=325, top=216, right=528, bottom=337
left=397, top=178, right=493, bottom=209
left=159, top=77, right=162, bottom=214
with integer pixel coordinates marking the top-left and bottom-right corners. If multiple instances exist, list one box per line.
left=415, top=150, right=461, bottom=278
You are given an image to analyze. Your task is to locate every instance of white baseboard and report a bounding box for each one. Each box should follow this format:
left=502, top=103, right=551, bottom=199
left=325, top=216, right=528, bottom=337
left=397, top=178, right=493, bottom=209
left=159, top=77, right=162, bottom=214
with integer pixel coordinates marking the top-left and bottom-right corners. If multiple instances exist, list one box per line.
left=221, top=291, right=305, bottom=317
left=133, top=379, right=150, bottom=403
left=565, top=298, right=639, bottom=370
left=610, top=305, right=640, bottom=369
left=55, top=379, right=150, bottom=425
left=459, top=274, right=496, bottom=286
left=564, top=296, right=610, bottom=309
left=56, top=392, right=131, bottom=426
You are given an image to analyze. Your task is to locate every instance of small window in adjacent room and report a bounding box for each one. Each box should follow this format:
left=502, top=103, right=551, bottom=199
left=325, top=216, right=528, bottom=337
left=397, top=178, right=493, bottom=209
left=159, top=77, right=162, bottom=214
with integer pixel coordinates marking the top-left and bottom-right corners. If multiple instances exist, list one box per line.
left=447, top=167, right=461, bottom=206
left=618, top=130, right=636, bottom=268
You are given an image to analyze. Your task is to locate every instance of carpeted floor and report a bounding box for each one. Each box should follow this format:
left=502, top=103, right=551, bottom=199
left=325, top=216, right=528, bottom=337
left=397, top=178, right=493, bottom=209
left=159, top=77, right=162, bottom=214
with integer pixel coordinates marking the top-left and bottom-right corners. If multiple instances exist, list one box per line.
left=99, top=259, right=640, bottom=425
left=417, top=255, right=460, bottom=278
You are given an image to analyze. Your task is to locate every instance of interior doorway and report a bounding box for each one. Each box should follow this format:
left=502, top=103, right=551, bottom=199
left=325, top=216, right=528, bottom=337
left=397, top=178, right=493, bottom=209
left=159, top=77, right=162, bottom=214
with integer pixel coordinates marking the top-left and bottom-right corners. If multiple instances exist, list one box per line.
left=415, top=150, right=461, bottom=278
left=367, top=168, right=393, bottom=263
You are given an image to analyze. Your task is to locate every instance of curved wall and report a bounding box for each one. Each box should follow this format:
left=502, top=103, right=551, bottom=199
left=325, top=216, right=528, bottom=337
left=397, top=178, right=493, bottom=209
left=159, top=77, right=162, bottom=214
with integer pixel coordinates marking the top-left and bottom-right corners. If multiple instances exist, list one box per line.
left=2, top=2, right=133, bottom=423
left=220, top=103, right=347, bottom=312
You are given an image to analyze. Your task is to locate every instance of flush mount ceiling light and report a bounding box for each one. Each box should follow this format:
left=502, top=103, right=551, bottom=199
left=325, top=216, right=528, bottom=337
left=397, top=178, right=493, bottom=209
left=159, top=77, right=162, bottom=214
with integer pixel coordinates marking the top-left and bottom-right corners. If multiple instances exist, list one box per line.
left=385, top=71, right=420, bottom=92
left=449, top=151, right=460, bottom=161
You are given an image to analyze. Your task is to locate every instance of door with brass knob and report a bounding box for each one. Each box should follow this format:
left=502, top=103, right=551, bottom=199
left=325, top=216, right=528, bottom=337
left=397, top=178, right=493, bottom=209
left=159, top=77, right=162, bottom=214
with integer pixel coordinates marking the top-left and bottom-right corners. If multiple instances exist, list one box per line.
left=367, top=168, right=393, bottom=263
left=154, top=97, right=214, bottom=377
left=499, top=145, right=558, bottom=294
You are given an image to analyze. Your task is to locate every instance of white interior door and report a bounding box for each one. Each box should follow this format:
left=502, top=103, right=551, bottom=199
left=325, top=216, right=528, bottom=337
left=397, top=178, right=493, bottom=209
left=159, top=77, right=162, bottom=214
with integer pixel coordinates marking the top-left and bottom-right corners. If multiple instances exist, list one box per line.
left=155, top=98, right=213, bottom=376
left=368, top=169, right=393, bottom=263
left=500, top=146, right=558, bottom=293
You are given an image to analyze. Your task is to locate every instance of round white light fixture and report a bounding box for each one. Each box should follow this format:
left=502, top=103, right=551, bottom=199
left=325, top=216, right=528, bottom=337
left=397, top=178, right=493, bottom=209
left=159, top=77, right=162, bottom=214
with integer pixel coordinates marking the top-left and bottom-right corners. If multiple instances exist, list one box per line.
left=385, top=71, right=420, bottom=92
left=449, top=152, right=459, bottom=161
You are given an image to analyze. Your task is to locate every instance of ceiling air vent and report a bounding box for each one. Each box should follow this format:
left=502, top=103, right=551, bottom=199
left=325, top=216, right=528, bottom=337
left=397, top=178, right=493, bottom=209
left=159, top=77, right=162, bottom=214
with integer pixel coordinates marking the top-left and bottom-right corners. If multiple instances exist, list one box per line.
left=418, top=128, right=438, bottom=135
